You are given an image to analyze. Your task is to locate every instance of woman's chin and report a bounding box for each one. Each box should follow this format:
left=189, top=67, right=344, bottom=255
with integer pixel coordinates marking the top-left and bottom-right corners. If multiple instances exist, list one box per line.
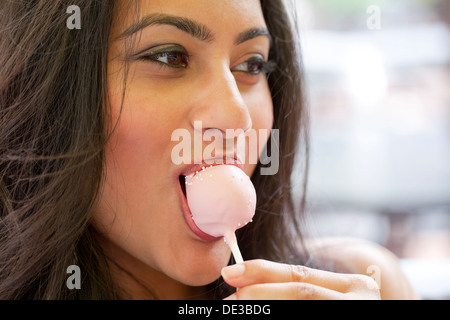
left=171, top=252, right=231, bottom=287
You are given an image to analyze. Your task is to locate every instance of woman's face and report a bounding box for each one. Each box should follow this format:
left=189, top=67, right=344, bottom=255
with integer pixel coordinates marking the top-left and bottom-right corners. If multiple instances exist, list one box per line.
left=93, top=0, right=273, bottom=292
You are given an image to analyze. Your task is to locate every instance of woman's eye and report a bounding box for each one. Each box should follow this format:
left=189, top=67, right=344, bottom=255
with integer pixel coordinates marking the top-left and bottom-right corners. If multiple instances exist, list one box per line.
left=232, top=56, right=273, bottom=75
left=137, top=45, right=189, bottom=69
left=150, top=51, right=189, bottom=68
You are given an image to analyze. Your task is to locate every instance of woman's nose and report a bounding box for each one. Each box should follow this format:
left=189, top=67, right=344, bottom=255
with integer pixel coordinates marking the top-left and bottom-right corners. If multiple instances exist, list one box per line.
left=187, top=63, right=252, bottom=135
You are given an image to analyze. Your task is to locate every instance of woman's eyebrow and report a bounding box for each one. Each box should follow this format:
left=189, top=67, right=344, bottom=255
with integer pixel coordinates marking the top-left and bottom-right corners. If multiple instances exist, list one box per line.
left=116, top=13, right=271, bottom=46
left=235, top=27, right=272, bottom=46
left=116, top=13, right=214, bottom=42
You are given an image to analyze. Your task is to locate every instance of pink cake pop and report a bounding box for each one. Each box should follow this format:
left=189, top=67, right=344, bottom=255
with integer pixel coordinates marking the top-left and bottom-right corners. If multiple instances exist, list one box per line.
left=185, top=164, right=256, bottom=263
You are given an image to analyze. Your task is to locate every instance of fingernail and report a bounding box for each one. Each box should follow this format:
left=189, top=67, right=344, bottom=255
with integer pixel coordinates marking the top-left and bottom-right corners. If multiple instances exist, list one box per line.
left=221, top=263, right=245, bottom=280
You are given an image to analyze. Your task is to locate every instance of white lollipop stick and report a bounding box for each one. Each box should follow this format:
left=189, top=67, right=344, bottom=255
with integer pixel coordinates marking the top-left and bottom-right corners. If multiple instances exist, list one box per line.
left=225, top=231, right=243, bottom=264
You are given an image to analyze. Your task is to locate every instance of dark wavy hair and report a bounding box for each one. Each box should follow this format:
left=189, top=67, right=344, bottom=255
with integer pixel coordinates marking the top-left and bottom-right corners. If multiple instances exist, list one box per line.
left=0, top=0, right=309, bottom=299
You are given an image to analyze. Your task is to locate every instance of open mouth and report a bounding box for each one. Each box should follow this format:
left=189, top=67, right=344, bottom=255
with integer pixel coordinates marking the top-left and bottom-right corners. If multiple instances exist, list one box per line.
left=179, top=174, right=187, bottom=199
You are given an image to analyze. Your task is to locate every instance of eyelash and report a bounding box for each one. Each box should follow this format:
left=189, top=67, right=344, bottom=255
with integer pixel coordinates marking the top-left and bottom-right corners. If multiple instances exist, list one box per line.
left=139, top=50, right=190, bottom=69
left=138, top=47, right=276, bottom=76
left=232, top=57, right=277, bottom=75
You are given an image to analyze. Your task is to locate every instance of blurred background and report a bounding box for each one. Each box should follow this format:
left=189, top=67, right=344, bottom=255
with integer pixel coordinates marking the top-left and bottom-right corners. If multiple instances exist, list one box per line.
left=290, top=0, right=450, bottom=299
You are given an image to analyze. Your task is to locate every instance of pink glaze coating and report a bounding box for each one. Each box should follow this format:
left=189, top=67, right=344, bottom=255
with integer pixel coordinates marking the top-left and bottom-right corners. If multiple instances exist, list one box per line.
left=185, top=165, right=256, bottom=238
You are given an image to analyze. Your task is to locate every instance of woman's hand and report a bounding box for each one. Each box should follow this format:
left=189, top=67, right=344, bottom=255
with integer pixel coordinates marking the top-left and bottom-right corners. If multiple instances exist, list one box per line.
left=221, top=259, right=381, bottom=300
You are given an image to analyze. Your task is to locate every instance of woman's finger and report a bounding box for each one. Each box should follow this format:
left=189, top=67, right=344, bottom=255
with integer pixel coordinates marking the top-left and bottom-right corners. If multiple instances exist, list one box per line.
left=221, top=259, right=360, bottom=293
left=223, top=282, right=345, bottom=300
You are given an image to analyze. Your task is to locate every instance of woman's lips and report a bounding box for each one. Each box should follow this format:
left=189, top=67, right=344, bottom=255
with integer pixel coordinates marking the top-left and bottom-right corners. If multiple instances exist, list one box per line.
left=179, top=156, right=243, bottom=177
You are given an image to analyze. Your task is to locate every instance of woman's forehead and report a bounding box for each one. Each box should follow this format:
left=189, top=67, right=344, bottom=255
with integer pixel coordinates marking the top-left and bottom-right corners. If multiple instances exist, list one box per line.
left=110, top=0, right=267, bottom=38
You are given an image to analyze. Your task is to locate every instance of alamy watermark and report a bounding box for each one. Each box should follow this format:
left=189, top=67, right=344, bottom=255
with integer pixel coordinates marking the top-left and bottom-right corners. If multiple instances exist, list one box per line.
left=366, top=5, right=381, bottom=30
left=66, top=265, right=81, bottom=290
left=171, top=121, right=279, bottom=176
left=66, top=5, right=81, bottom=30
